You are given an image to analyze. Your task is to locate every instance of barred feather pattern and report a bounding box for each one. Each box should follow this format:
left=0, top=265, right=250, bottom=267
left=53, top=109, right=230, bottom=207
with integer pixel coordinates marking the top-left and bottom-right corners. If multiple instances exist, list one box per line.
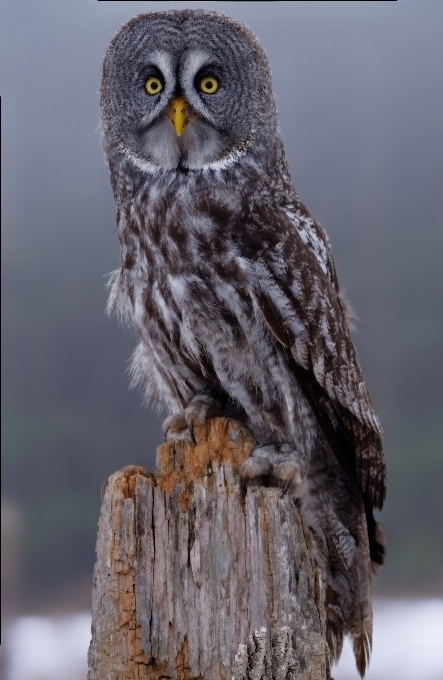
left=101, top=10, right=386, bottom=676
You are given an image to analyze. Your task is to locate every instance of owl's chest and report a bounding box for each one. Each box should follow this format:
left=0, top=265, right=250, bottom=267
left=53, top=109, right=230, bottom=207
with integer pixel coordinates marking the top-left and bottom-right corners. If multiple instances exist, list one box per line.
left=127, top=195, right=251, bottom=345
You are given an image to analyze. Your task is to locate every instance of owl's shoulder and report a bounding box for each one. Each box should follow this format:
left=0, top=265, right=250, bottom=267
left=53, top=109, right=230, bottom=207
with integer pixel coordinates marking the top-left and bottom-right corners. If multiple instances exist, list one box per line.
left=281, top=197, right=334, bottom=277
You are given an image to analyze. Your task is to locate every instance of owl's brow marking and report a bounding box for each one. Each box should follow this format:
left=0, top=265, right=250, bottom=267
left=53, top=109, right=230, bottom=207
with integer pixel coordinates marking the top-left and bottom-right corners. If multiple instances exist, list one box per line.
left=145, top=50, right=173, bottom=79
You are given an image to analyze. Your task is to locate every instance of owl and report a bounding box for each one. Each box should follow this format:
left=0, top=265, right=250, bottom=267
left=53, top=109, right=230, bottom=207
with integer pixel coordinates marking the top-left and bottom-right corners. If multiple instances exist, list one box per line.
left=101, top=10, right=386, bottom=676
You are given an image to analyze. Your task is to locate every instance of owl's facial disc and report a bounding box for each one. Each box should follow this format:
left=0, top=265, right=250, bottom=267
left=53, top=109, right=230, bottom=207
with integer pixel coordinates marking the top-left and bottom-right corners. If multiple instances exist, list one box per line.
left=135, top=55, right=231, bottom=169
left=101, top=11, right=274, bottom=171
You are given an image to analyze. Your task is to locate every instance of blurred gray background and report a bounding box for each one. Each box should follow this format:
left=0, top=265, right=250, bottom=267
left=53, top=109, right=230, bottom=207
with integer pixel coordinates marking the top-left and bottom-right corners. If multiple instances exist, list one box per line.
left=2, top=0, right=442, bottom=621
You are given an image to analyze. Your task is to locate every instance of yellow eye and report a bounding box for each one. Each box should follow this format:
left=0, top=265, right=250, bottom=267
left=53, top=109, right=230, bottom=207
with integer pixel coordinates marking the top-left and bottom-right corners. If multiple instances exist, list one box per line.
left=199, top=76, right=219, bottom=94
left=145, top=77, right=163, bottom=95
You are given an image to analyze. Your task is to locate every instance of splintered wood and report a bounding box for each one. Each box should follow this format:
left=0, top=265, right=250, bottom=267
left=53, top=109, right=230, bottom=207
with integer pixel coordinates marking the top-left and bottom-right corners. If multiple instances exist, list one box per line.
left=88, top=418, right=330, bottom=679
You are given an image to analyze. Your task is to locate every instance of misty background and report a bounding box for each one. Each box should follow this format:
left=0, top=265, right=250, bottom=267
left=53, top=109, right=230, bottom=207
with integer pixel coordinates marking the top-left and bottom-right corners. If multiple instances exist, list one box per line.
left=2, top=0, right=442, bottom=629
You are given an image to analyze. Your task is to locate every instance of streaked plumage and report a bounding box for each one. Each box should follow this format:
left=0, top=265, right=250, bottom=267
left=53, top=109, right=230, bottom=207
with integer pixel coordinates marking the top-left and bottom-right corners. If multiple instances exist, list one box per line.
left=101, top=10, right=386, bottom=675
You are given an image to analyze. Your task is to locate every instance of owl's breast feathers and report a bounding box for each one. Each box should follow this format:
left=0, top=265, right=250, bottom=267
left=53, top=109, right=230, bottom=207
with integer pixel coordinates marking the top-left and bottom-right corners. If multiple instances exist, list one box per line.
left=121, top=173, right=386, bottom=513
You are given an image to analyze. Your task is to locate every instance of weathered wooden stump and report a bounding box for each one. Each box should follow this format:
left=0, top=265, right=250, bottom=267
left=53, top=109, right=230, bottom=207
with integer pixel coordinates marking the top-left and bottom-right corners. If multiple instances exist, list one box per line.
left=88, top=418, right=330, bottom=679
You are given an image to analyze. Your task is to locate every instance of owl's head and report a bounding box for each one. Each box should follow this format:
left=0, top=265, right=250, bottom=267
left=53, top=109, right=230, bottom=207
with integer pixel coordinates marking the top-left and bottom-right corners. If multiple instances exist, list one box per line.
left=101, top=10, right=276, bottom=172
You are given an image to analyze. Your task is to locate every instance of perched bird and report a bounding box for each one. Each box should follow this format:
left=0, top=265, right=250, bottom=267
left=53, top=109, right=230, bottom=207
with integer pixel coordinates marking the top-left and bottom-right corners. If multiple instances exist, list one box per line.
left=101, top=10, right=386, bottom=676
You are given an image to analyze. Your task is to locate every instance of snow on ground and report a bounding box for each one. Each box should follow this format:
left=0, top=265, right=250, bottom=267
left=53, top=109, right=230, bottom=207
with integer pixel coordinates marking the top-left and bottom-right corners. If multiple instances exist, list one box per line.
left=333, top=599, right=443, bottom=680
left=3, top=612, right=91, bottom=680
left=2, top=600, right=443, bottom=680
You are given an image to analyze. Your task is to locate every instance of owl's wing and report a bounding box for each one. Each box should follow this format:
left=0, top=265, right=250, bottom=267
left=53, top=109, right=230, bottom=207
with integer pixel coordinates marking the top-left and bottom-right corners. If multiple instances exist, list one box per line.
left=234, top=203, right=386, bottom=510
left=280, top=193, right=340, bottom=288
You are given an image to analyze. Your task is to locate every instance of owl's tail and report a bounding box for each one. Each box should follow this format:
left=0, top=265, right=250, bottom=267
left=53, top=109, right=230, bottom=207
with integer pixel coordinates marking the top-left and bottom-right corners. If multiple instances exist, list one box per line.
left=325, top=506, right=385, bottom=677
left=325, top=560, right=372, bottom=677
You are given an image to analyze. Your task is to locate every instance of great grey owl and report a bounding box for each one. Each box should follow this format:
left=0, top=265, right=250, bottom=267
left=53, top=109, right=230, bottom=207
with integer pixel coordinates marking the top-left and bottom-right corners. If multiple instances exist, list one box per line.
left=101, top=10, right=386, bottom=676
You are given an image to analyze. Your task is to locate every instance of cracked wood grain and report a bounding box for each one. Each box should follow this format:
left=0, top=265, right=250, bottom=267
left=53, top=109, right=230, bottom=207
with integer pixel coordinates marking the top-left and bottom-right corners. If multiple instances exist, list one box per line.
left=88, top=417, right=330, bottom=679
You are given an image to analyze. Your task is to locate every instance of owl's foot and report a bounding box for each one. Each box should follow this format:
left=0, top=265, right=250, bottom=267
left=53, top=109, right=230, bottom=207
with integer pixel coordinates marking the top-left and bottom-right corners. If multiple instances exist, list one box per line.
left=162, top=390, right=231, bottom=443
left=240, top=444, right=306, bottom=498
left=162, top=412, right=191, bottom=442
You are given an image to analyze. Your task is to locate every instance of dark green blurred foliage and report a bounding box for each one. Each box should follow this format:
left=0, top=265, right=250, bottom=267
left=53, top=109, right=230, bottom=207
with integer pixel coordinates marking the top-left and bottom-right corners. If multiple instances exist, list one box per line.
left=2, top=1, right=442, bottom=606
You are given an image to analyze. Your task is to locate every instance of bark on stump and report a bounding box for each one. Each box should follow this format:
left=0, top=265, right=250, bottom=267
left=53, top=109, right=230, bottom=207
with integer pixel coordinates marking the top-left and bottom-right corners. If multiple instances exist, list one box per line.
left=88, top=417, right=330, bottom=679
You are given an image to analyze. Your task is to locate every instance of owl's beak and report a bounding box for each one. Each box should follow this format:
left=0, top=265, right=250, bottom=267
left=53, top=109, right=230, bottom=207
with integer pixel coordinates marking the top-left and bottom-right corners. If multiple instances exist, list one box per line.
left=170, top=97, right=188, bottom=137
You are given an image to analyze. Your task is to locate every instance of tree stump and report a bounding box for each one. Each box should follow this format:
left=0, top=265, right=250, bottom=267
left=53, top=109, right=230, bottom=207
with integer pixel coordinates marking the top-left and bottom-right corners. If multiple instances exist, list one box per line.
left=88, top=418, right=330, bottom=679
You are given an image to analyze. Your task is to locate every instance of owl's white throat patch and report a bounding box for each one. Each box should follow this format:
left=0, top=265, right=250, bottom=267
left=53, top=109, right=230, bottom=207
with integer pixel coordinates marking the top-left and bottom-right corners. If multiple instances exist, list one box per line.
left=126, top=119, right=246, bottom=174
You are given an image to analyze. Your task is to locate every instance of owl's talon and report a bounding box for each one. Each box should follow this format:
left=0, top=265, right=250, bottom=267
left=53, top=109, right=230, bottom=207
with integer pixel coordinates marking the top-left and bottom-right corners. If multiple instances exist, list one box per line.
left=162, top=412, right=186, bottom=435
left=162, top=413, right=191, bottom=441
left=281, top=481, right=291, bottom=498
left=188, top=422, right=197, bottom=445
left=240, top=445, right=305, bottom=499
left=273, top=460, right=303, bottom=498
left=162, top=390, right=229, bottom=443
left=240, top=455, right=273, bottom=481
